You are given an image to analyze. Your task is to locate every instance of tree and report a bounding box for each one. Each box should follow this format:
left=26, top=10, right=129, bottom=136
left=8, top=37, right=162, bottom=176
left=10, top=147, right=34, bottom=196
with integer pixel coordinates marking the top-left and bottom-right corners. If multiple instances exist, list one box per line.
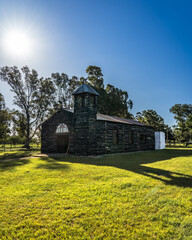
left=49, top=74, right=80, bottom=115
left=164, top=125, right=175, bottom=143
left=135, top=109, right=166, bottom=131
left=8, top=135, right=25, bottom=146
left=104, top=84, right=133, bottom=118
left=170, top=104, right=192, bottom=146
left=11, top=110, right=27, bottom=138
left=85, top=65, right=133, bottom=118
left=86, top=65, right=104, bottom=89
left=52, top=65, right=133, bottom=118
left=0, top=93, right=11, bottom=143
left=51, top=72, right=69, bottom=110
left=0, top=66, right=56, bottom=149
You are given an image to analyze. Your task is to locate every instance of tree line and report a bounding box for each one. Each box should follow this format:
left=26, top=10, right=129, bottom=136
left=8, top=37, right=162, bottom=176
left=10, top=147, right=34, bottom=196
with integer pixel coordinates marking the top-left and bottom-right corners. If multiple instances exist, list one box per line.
left=0, top=65, right=132, bottom=148
left=0, top=65, right=191, bottom=148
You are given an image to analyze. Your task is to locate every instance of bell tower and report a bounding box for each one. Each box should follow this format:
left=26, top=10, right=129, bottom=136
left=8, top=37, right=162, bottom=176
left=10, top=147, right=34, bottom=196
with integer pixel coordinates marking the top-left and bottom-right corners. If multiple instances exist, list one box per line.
left=72, top=84, right=99, bottom=155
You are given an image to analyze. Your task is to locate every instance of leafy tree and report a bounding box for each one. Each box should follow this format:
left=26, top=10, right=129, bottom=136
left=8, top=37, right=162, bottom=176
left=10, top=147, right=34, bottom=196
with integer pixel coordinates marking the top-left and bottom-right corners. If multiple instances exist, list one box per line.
left=164, top=125, right=175, bottom=143
left=51, top=72, right=69, bottom=110
left=8, top=135, right=25, bottom=146
left=170, top=104, right=192, bottom=146
left=135, top=109, right=166, bottom=131
left=86, top=65, right=104, bottom=89
left=51, top=65, right=133, bottom=118
left=67, top=76, right=81, bottom=108
left=0, top=66, right=56, bottom=149
left=85, top=65, right=133, bottom=118
left=11, top=110, right=27, bottom=138
left=0, top=93, right=11, bottom=143
left=104, top=84, right=133, bottom=118
left=79, top=76, right=87, bottom=85
left=49, top=74, right=80, bottom=115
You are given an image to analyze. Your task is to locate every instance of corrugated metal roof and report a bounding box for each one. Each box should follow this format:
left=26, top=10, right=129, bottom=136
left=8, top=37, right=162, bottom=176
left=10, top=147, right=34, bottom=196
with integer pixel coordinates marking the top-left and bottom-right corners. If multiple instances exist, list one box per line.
left=97, top=113, right=150, bottom=126
left=72, top=84, right=99, bottom=96
left=61, top=108, right=150, bottom=127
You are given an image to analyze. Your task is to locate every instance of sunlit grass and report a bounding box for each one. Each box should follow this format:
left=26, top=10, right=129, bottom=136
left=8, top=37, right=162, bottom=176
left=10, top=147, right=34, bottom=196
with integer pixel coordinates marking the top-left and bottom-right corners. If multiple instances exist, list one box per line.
left=0, top=149, right=192, bottom=239
left=0, top=150, right=39, bottom=161
left=0, top=144, right=40, bottom=152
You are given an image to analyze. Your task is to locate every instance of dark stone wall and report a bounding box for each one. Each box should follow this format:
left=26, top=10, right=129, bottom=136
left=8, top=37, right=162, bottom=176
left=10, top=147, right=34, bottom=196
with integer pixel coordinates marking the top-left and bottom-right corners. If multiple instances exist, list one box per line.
left=96, top=120, right=155, bottom=155
left=73, top=93, right=97, bottom=155
left=41, top=109, right=74, bottom=153
left=41, top=103, right=155, bottom=155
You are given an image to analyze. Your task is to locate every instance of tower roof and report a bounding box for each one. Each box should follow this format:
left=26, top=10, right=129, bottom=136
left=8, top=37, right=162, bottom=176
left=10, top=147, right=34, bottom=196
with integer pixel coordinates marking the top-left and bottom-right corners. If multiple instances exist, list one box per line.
left=72, top=84, right=99, bottom=96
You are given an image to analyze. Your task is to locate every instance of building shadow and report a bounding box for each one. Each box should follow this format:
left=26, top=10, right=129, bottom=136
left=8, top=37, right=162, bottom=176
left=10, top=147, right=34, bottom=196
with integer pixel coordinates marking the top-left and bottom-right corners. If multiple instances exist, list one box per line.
left=35, top=157, right=70, bottom=170
left=130, top=165, right=192, bottom=188
left=45, top=149, right=192, bottom=188
left=1, top=149, right=191, bottom=187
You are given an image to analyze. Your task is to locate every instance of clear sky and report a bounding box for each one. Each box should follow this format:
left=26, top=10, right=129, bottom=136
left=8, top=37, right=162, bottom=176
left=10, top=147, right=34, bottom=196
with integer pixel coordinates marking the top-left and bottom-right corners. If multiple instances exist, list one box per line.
left=0, top=0, right=192, bottom=126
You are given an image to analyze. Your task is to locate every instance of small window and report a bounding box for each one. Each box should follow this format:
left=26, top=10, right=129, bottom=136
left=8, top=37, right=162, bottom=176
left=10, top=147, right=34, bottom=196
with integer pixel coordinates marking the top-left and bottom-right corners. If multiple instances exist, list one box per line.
left=78, top=97, right=82, bottom=108
left=85, top=96, right=88, bottom=106
left=112, top=129, right=118, bottom=144
left=128, top=131, right=133, bottom=144
left=90, top=96, right=95, bottom=106
left=56, top=124, right=69, bottom=134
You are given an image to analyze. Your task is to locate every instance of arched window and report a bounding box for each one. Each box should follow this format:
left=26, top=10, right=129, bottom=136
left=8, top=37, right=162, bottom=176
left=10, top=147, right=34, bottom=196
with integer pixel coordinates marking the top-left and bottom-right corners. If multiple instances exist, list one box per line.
left=56, top=123, right=69, bottom=134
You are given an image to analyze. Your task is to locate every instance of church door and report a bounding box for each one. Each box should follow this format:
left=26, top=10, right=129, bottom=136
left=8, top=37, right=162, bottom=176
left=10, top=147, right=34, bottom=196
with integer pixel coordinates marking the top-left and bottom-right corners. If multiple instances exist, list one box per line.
left=56, top=134, right=69, bottom=153
left=56, top=123, right=70, bottom=153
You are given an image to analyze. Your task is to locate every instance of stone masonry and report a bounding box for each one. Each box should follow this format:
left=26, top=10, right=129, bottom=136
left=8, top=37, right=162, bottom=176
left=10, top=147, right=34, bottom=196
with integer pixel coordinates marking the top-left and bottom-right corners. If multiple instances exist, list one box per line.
left=41, top=84, right=155, bottom=155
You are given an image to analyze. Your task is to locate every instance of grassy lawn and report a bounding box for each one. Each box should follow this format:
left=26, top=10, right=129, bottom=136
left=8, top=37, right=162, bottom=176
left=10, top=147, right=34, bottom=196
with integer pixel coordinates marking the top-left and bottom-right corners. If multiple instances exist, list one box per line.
left=0, top=151, right=39, bottom=161
left=0, top=149, right=192, bottom=239
left=0, top=144, right=40, bottom=152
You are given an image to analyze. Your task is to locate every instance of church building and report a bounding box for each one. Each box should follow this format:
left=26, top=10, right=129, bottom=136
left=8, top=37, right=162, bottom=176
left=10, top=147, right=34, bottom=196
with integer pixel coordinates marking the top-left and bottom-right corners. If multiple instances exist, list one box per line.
left=41, top=84, right=155, bottom=155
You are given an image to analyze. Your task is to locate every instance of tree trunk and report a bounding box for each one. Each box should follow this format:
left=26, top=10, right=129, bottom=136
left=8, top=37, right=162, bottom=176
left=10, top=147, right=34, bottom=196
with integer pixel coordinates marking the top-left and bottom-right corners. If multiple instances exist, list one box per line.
left=23, top=112, right=30, bottom=149
left=23, top=139, right=30, bottom=149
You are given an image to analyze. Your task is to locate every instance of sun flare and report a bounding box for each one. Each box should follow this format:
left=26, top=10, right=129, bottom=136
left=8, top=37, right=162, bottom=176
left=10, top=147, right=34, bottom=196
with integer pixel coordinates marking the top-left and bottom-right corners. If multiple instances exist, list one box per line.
left=2, top=29, right=33, bottom=58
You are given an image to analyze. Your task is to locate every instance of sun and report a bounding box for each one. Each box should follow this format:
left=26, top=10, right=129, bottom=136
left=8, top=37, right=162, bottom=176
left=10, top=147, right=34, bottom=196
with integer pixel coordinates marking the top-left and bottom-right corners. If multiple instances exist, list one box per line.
left=2, top=29, right=33, bottom=58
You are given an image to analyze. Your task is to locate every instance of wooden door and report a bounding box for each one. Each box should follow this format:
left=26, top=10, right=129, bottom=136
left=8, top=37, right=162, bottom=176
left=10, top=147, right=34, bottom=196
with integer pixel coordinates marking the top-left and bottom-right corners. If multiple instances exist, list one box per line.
left=56, top=135, right=69, bottom=153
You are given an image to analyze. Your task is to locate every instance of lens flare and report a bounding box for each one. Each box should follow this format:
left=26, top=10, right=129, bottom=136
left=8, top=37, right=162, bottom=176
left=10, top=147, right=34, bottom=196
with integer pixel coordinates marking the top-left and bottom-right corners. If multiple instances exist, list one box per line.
left=2, top=29, right=33, bottom=58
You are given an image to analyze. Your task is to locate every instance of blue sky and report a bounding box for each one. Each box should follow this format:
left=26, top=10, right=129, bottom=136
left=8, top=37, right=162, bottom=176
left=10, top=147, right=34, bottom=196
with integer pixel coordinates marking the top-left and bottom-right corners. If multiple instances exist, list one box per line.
left=0, top=0, right=192, bottom=126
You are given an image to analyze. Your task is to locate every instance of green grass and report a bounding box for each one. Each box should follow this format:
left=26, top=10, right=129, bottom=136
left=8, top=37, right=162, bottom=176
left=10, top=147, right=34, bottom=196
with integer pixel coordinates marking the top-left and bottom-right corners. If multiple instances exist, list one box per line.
left=0, top=150, right=39, bottom=161
left=0, top=144, right=40, bottom=152
left=166, top=143, right=192, bottom=148
left=0, top=149, right=192, bottom=239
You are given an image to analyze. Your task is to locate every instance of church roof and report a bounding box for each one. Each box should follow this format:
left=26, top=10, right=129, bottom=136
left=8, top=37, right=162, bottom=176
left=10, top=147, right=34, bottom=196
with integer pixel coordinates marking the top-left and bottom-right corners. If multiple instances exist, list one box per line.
left=97, top=113, right=149, bottom=126
left=72, top=84, right=99, bottom=96
left=62, top=108, right=149, bottom=127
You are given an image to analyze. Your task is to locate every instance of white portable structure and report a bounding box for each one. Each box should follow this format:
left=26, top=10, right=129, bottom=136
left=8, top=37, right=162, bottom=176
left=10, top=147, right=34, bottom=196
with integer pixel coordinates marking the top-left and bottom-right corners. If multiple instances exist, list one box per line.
left=155, top=132, right=165, bottom=150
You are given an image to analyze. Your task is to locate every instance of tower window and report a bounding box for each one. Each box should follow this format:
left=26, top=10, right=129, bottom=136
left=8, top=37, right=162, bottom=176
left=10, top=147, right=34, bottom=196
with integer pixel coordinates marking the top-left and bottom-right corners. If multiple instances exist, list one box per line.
left=77, top=96, right=82, bottom=108
left=85, top=96, right=88, bottom=106
left=90, top=96, right=95, bottom=106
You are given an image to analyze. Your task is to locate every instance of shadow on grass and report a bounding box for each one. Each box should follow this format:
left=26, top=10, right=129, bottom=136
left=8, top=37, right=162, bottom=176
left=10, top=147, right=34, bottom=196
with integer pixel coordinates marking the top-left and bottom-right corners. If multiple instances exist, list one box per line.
left=0, top=159, right=30, bottom=172
left=35, top=157, right=69, bottom=170
left=45, top=149, right=192, bottom=188
left=0, top=151, right=38, bottom=171
left=1, top=149, right=192, bottom=187
left=0, top=151, right=35, bottom=161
